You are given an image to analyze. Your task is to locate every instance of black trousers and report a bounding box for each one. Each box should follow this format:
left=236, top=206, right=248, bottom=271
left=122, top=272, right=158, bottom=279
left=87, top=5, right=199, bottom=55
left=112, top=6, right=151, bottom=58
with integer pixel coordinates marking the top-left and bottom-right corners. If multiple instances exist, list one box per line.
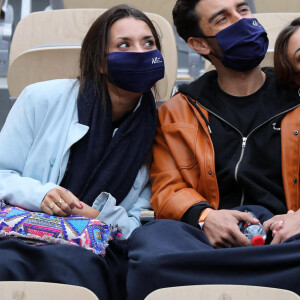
left=127, top=205, right=300, bottom=300
left=0, top=239, right=128, bottom=300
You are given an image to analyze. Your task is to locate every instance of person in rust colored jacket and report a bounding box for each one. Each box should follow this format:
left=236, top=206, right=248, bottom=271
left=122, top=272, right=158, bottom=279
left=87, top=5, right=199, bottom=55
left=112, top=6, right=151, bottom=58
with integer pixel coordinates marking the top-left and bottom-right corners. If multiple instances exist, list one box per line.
left=126, top=1, right=300, bottom=300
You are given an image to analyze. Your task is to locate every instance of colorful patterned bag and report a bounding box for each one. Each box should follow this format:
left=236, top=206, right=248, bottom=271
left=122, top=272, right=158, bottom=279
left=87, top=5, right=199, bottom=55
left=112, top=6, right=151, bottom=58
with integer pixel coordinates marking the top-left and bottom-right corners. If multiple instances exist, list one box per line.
left=0, top=203, right=122, bottom=255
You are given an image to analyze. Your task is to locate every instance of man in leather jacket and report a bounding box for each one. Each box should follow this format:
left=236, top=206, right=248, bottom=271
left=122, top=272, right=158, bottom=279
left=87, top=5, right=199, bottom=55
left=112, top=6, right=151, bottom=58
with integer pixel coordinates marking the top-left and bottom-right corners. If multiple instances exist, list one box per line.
left=126, top=1, right=300, bottom=299
left=150, top=0, right=300, bottom=248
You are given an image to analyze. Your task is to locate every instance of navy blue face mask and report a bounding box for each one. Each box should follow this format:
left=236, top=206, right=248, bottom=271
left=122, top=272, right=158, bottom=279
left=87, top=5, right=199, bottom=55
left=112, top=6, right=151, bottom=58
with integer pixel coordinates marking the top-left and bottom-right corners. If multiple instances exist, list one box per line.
left=107, top=49, right=165, bottom=93
left=206, top=18, right=269, bottom=72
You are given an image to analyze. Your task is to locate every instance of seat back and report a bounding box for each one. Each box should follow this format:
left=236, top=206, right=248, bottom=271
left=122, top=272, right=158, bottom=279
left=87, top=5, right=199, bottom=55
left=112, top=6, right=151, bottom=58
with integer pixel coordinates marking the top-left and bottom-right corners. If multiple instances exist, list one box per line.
left=0, top=281, right=99, bottom=300
left=254, top=0, right=300, bottom=13
left=256, top=12, right=300, bottom=49
left=145, top=285, right=300, bottom=300
left=63, top=0, right=176, bottom=25
left=8, top=9, right=177, bottom=100
left=9, top=9, right=106, bottom=65
left=8, top=46, right=80, bottom=98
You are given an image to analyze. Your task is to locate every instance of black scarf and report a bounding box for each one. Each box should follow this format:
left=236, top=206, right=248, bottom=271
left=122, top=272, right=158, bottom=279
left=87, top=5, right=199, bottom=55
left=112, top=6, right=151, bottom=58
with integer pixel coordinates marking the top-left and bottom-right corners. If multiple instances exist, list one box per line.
left=60, top=83, right=157, bottom=206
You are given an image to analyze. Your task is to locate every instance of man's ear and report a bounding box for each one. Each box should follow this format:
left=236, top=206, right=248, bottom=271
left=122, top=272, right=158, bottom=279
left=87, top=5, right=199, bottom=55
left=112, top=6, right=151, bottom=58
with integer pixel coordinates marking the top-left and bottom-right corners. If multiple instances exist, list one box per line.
left=188, top=37, right=211, bottom=56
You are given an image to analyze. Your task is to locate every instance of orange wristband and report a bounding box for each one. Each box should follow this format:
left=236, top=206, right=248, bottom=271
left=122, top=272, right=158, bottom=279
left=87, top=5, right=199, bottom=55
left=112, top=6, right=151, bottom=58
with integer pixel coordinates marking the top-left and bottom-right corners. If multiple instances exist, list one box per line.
left=199, top=208, right=214, bottom=223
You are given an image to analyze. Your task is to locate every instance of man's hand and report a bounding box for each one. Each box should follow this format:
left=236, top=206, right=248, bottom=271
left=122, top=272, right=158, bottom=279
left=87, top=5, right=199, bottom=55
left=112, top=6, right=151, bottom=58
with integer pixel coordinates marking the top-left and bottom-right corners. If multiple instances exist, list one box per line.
left=41, top=188, right=83, bottom=216
left=263, top=210, right=300, bottom=244
left=203, top=209, right=259, bottom=248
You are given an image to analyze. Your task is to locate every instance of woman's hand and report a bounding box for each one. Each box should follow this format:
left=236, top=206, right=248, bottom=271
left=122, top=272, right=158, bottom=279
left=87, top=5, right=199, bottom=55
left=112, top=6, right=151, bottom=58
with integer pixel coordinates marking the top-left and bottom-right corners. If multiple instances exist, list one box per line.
left=41, top=188, right=83, bottom=216
left=71, top=202, right=100, bottom=219
left=203, top=210, right=259, bottom=248
left=263, top=210, right=300, bottom=244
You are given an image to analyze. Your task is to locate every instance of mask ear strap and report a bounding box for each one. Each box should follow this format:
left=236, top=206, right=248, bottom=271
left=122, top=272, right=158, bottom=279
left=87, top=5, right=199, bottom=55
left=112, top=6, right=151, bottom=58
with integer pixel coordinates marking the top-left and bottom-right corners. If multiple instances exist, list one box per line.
left=209, top=51, right=222, bottom=60
left=199, top=35, right=222, bottom=60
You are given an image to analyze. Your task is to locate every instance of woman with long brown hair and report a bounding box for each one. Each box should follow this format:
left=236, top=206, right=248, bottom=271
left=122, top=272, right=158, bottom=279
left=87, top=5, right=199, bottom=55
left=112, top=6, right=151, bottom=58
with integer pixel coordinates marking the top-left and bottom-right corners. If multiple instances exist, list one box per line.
left=274, top=17, right=300, bottom=87
left=0, top=5, right=164, bottom=299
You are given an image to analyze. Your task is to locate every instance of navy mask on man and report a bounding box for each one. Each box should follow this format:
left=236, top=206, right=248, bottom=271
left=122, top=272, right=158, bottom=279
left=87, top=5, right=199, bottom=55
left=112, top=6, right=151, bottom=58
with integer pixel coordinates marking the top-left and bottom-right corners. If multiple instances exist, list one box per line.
left=204, top=18, right=269, bottom=72
left=107, top=49, right=165, bottom=93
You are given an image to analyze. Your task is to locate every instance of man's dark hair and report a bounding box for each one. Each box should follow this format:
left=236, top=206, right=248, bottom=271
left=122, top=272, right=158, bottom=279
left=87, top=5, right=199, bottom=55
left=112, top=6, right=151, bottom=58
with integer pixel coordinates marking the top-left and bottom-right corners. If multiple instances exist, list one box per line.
left=173, top=0, right=204, bottom=42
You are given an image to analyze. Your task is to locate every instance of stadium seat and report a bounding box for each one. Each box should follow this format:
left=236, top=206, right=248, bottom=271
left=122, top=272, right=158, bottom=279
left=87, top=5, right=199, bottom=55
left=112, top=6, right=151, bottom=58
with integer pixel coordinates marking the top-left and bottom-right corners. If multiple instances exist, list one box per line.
left=144, top=285, right=300, bottom=300
left=0, top=281, right=99, bottom=300
left=7, top=9, right=177, bottom=101
left=8, top=46, right=80, bottom=98
left=256, top=12, right=300, bottom=49
left=254, top=0, right=300, bottom=13
left=62, top=0, right=176, bottom=26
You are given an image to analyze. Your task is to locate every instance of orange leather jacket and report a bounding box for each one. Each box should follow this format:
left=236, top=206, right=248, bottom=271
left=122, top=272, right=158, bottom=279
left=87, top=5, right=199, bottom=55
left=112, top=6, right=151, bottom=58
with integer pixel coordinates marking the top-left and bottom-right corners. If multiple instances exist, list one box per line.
left=150, top=92, right=300, bottom=220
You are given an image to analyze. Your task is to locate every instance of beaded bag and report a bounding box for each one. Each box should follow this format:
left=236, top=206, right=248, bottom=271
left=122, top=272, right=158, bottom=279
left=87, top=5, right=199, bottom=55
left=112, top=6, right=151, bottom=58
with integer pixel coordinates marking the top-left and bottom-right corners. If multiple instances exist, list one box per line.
left=0, top=202, right=122, bottom=255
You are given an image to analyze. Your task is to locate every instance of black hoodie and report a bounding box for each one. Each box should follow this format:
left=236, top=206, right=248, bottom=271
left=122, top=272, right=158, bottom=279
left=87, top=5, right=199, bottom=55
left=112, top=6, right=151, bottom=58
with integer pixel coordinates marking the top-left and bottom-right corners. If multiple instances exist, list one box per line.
left=180, top=68, right=300, bottom=227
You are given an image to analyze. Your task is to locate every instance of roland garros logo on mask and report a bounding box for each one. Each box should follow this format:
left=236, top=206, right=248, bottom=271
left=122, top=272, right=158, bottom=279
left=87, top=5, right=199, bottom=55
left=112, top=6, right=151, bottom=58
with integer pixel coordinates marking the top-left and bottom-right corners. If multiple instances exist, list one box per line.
left=152, top=57, right=163, bottom=64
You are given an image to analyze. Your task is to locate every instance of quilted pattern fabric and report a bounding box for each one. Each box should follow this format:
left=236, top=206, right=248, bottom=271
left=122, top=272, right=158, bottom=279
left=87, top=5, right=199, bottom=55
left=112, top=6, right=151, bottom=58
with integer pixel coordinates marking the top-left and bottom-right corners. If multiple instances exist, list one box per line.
left=0, top=204, right=122, bottom=255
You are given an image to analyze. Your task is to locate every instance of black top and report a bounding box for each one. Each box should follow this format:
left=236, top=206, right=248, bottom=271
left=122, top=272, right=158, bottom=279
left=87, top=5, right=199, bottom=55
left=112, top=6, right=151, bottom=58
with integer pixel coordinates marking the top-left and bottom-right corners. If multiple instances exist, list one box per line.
left=179, top=68, right=300, bottom=227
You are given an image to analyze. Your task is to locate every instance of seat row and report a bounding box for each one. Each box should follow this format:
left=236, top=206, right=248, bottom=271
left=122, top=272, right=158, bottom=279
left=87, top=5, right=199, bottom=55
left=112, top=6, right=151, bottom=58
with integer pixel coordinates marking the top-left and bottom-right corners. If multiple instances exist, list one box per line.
left=1, top=281, right=300, bottom=300
left=7, top=9, right=300, bottom=103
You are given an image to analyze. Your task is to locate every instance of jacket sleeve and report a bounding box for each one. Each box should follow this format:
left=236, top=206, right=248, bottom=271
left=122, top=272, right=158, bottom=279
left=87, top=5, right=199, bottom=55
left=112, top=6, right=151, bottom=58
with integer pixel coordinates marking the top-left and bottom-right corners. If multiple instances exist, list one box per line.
left=0, top=87, right=58, bottom=211
left=93, top=164, right=151, bottom=239
left=150, top=100, right=213, bottom=221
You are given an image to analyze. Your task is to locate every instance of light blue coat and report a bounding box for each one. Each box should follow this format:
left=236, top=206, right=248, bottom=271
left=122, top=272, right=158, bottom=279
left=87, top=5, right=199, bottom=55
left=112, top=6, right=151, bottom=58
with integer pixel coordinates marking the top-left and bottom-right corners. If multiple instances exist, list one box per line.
left=0, top=79, right=151, bottom=239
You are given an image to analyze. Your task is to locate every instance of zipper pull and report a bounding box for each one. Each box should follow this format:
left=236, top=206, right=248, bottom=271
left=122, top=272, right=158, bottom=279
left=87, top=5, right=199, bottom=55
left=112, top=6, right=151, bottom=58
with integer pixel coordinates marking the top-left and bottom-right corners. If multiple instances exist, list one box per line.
left=207, top=125, right=212, bottom=134
left=242, top=137, right=247, bottom=148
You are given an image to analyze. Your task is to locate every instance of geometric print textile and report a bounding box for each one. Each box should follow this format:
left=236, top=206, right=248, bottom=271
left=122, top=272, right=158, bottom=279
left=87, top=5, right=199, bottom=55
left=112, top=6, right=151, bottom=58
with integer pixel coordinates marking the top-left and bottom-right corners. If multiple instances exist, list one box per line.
left=0, top=203, right=122, bottom=255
